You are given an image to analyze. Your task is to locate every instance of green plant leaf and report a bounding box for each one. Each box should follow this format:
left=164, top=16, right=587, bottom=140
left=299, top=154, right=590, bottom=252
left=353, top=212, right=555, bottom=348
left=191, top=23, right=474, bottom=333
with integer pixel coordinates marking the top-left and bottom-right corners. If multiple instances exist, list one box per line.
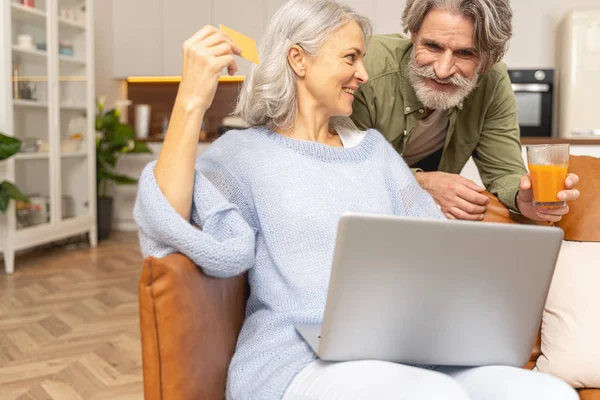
left=129, top=140, right=153, bottom=154
left=95, top=109, right=119, bottom=131
left=98, top=150, right=118, bottom=167
left=116, top=123, right=135, bottom=141
left=1, top=181, right=29, bottom=202
left=0, top=181, right=28, bottom=213
left=0, top=189, right=8, bottom=213
left=94, top=109, right=142, bottom=196
left=105, top=124, right=133, bottom=151
left=0, top=133, right=21, bottom=161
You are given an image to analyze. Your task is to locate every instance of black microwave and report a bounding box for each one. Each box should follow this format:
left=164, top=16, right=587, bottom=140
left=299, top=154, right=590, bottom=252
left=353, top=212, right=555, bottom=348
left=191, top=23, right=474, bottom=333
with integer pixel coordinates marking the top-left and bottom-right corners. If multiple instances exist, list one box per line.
left=508, top=69, right=554, bottom=137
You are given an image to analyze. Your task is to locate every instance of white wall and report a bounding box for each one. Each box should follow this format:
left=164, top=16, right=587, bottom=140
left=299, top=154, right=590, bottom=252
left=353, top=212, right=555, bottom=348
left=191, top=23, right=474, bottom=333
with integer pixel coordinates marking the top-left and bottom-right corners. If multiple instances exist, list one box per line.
left=98, top=0, right=600, bottom=77
left=504, top=0, right=600, bottom=68
left=94, top=0, right=120, bottom=108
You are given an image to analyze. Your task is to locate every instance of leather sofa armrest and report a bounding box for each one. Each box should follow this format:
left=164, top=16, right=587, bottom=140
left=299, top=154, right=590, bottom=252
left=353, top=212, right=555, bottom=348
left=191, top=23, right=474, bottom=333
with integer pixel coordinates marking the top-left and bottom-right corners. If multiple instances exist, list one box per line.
left=481, top=191, right=516, bottom=224
left=139, top=254, right=248, bottom=400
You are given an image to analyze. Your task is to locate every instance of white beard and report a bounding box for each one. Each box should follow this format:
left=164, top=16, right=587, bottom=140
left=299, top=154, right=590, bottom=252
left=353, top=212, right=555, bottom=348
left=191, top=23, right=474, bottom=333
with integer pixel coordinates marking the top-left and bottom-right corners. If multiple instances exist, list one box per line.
left=408, top=52, right=479, bottom=110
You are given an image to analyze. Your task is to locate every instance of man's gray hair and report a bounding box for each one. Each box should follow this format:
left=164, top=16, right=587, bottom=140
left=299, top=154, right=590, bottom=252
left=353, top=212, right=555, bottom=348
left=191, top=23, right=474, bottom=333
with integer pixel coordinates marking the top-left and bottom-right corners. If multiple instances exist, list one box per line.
left=402, top=0, right=512, bottom=73
left=234, top=0, right=372, bottom=132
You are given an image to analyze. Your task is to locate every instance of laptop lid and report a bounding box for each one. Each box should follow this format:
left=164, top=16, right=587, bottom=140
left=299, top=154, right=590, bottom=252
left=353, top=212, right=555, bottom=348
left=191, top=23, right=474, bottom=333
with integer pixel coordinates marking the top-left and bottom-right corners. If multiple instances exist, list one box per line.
left=317, top=213, right=563, bottom=367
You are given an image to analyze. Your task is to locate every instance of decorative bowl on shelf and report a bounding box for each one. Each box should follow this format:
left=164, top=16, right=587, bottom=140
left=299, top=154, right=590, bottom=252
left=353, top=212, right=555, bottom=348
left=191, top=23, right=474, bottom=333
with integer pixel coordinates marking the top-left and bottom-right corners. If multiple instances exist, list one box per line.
left=61, top=133, right=84, bottom=153
left=20, top=137, right=43, bottom=153
left=59, top=41, right=74, bottom=57
left=61, top=139, right=81, bottom=153
left=16, top=195, right=49, bottom=228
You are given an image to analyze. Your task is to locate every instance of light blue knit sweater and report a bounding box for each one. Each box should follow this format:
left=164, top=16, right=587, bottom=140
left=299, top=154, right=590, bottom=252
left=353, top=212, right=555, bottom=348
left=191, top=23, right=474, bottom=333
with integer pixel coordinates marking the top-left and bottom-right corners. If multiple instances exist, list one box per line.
left=134, top=126, right=445, bottom=399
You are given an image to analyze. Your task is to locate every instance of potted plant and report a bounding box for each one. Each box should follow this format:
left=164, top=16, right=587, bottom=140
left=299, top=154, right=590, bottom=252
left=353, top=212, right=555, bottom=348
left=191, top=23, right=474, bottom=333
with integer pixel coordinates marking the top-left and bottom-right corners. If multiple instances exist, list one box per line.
left=0, top=133, right=28, bottom=213
left=95, top=98, right=152, bottom=240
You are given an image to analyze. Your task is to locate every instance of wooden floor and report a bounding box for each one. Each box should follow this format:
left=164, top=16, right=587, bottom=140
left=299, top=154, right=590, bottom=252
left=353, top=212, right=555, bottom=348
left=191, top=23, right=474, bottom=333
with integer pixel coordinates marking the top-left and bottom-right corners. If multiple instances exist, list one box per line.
left=0, top=232, right=144, bottom=400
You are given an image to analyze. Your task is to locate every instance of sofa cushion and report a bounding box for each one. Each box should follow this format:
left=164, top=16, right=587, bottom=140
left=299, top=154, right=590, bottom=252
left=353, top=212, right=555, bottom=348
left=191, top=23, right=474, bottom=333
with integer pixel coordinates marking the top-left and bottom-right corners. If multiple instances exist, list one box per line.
left=535, top=241, right=600, bottom=388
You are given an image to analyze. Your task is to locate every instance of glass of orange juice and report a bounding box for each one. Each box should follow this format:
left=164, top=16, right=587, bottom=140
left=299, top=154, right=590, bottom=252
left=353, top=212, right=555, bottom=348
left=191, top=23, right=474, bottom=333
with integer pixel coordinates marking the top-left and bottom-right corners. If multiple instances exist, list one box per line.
left=526, top=144, right=570, bottom=208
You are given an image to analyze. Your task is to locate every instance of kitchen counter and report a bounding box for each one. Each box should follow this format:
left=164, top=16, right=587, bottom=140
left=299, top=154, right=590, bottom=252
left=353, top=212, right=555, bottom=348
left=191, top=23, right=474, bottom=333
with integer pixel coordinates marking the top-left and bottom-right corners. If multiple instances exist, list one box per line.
left=521, top=137, right=600, bottom=145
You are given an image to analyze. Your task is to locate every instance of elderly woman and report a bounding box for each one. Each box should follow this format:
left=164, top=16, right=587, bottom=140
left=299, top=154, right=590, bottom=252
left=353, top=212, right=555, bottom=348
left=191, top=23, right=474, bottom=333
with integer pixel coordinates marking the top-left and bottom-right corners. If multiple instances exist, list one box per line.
left=134, top=0, right=577, bottom=399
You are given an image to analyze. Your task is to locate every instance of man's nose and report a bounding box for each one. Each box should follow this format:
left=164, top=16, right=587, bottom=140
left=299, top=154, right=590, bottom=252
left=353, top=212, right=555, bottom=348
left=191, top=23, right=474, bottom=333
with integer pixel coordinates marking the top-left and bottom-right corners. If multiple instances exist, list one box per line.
left=434, top=50, right=457, bottom=80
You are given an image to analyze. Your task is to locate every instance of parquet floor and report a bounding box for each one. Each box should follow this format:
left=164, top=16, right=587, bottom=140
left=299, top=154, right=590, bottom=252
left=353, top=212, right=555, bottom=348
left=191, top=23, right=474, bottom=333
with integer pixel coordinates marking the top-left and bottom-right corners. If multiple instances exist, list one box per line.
left=0, top=232, right=144, bottom=400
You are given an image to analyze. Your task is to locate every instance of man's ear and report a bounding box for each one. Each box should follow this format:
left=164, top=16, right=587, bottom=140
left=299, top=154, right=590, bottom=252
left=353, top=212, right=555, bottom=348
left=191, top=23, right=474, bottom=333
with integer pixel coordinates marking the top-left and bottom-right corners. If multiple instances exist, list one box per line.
left=288, top=45, right=306, bottom=78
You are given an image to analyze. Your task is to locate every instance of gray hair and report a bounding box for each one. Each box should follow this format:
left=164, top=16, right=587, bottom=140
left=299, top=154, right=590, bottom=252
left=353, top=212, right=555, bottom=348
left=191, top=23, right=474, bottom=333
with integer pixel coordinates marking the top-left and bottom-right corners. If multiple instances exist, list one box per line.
left=234, top=0, right=372, bottom=132
left=402, top=0, right=512, bottom=73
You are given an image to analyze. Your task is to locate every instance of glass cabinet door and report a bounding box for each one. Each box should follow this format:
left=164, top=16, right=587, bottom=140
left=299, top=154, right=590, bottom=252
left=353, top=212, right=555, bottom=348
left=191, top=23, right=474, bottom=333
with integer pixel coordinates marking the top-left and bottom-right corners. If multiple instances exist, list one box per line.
left=10, top=0, right=52, bottom=230
left=57, top=0, right=89, bottom=221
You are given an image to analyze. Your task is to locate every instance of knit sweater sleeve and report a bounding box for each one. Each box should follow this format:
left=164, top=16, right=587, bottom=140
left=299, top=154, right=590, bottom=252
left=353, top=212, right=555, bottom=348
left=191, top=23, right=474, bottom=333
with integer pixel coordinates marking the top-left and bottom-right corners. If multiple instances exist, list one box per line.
left=383, top=142, right=446, bottom=220
left=133, top=160, right=256, bottom=278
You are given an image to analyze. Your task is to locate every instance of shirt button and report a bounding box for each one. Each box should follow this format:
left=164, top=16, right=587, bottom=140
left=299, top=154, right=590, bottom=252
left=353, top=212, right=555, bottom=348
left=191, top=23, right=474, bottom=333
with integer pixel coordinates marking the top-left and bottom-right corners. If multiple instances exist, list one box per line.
left=403, top=130, right=407, bottom=136
left=405, top=106, right=411, bottom=112
left=419, top=109, right=424, bottom=114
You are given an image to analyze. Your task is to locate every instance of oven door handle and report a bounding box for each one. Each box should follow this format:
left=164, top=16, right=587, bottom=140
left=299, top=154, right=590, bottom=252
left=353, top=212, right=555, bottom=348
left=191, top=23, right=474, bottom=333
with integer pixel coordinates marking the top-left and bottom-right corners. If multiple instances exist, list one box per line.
left=511, top=83, right=550, bottom=92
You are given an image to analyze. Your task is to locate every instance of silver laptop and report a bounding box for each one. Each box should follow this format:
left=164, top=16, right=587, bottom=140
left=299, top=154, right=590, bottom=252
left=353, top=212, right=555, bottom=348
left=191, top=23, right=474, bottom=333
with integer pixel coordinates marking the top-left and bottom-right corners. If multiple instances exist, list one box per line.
left=295, top=212, right=564, bottom=367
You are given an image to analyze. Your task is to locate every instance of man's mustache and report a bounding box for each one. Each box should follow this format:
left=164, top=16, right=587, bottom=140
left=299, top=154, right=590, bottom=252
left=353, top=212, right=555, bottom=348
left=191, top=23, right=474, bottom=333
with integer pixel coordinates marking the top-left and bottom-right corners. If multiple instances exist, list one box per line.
left=413, top=65, right=472, bottom=87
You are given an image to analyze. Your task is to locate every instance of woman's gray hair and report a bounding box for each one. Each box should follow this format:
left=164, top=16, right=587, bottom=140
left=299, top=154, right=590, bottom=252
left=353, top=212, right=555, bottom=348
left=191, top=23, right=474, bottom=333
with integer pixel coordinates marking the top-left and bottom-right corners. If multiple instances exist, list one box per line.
left=402, top=0, right=512, bottom=73
left=234, top=0, right=372, bottom=132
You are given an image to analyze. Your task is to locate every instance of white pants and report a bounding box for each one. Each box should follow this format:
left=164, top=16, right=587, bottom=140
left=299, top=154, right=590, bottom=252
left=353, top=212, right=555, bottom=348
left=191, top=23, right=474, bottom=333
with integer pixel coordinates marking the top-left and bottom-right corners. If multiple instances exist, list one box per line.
left=283, top=360, right=578, bottom=400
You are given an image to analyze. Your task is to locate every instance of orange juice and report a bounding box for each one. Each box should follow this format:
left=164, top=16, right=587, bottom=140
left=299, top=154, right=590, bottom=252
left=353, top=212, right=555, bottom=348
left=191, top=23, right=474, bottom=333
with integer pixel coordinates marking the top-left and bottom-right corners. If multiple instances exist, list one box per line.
left=528, top=164, right=568, bottom=204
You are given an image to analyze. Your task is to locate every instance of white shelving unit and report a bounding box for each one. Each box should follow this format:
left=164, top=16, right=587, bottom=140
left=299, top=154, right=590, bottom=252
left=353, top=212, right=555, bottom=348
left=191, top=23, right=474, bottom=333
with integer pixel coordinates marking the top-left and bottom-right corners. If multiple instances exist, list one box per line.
left=0, top=0, right=96, bottom=274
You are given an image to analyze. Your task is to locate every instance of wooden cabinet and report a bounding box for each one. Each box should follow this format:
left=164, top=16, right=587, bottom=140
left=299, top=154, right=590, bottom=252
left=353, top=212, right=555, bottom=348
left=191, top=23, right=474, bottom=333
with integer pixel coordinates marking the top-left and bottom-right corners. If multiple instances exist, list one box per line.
left=112, top=0, right=162, bottom=77
left=1, top=0, right=98, bottom=274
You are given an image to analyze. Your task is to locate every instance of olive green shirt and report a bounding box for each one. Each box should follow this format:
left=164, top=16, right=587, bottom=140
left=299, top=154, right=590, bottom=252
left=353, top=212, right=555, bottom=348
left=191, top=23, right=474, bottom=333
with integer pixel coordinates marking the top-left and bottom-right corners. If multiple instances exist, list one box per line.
left=351, top=34, right=527, bottom=212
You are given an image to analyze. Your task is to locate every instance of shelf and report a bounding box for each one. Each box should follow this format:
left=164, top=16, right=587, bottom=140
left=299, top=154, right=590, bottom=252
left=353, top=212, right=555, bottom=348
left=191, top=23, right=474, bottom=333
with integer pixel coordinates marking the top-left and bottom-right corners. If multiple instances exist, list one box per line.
left=58, top=17, right=86, bottom=32
left=13, top=215, right=93, bottom=251
left=60, top=104, right=87, bottom=111
left=12, top=46, right=48, bottom=64
left=61, top=151, right=87, bottom=158
left=12, top=47, right=87, bottom=68
left=13, top=99, right=48, bottom=108
left=15, top=220, right=51, bottom=234
left=13, top=100, right=88, bottom=112
left=11, top=3, right=46, bottom=26
left=59, top=55, right=86, bottom=67
left=14, top=152, right=49, bottom=161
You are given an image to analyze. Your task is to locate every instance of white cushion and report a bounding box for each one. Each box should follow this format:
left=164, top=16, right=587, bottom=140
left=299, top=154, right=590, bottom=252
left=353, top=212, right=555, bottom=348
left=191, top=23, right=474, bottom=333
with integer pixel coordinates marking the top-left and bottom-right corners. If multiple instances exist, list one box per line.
left=535, top=241, right=600, bottom=388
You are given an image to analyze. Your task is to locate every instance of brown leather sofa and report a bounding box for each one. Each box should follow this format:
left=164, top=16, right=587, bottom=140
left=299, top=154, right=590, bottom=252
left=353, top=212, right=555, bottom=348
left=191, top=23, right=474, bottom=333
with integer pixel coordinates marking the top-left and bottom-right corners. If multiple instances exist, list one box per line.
left=138, top=155, right=600, bottom=400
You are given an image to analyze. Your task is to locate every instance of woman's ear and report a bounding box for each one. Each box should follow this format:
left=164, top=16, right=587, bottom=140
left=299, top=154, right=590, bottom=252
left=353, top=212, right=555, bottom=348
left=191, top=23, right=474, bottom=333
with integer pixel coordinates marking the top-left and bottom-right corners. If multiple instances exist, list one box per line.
left=288, top=45, right=306, bottom=78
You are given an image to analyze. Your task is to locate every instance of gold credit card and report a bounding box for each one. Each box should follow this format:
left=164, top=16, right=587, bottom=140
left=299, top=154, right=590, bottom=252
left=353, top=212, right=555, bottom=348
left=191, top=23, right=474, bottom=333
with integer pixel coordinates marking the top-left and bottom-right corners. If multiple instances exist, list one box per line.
left=219, top=24, right=260, bottom=64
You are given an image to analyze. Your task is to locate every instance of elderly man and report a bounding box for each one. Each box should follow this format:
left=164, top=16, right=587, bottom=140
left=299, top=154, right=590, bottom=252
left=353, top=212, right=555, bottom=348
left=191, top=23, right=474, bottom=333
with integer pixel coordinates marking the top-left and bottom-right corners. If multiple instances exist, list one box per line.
left=351, top=0, right=579, bottom=222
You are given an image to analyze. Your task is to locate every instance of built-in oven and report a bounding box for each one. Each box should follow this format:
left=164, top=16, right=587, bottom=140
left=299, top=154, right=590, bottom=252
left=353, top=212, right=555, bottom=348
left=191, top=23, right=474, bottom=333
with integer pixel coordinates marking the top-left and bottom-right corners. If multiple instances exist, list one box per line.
left=508, top=69, right=554, bottom=137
